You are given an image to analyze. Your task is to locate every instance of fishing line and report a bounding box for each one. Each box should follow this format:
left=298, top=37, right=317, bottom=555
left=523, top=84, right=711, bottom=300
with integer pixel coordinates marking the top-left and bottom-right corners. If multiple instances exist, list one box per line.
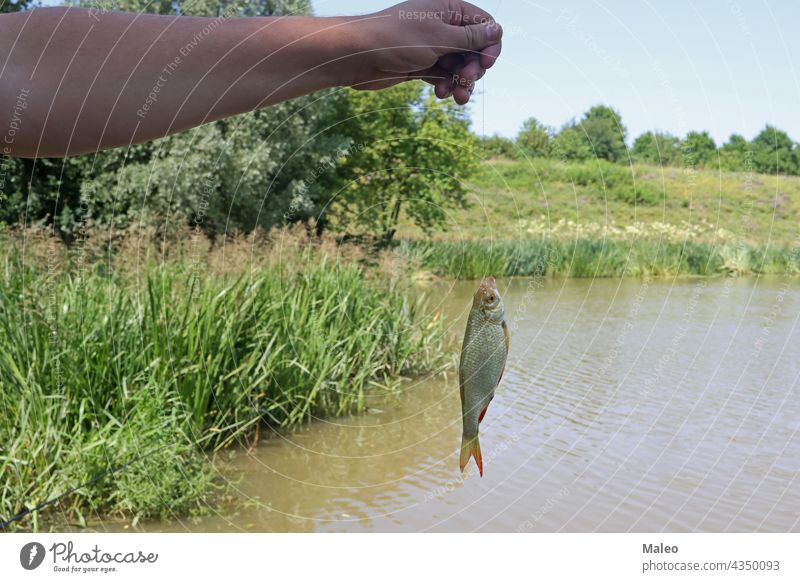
left=482, top=0, right=503, bottom=141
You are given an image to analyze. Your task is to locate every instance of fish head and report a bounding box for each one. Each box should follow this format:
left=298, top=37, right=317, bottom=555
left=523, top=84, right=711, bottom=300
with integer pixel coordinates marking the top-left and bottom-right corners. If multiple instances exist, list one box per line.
left=473, top=276, right=505, bottom=322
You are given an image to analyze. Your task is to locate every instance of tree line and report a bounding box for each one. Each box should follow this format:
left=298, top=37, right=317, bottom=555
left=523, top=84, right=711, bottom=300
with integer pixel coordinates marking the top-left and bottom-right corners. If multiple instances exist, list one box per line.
left=486, top=104, right=798, bottom=175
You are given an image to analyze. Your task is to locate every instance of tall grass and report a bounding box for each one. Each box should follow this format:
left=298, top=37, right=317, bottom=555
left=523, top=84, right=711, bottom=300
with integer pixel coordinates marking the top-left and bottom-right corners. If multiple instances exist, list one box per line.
left=400, top=238, right=800, bottom=279
left=0, top=232, right=444, bottom=529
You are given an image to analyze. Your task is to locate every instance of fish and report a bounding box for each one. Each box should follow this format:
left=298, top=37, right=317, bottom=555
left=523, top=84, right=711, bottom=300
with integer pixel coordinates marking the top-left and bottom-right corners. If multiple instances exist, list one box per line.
left=458, top=276, right=509, bottom=476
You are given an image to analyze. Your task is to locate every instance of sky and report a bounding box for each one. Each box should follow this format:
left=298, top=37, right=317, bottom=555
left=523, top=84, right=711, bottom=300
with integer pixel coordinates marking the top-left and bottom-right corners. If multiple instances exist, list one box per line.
left=314, top=0, right=800, bottom=144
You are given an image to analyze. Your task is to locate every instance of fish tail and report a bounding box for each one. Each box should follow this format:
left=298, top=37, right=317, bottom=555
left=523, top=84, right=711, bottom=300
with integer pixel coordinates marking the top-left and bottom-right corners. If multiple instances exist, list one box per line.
left=459, top=433, right=483, bottom=477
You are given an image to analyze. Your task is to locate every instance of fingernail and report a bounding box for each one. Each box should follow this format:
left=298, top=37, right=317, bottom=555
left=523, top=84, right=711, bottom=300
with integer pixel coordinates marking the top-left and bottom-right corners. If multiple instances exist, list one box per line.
left=485, top=23, right=502, bottom=43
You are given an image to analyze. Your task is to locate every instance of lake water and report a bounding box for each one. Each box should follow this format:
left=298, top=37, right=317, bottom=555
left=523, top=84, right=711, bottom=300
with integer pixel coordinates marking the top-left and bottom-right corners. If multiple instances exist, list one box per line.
left=109, top=276, right=800, bottom=532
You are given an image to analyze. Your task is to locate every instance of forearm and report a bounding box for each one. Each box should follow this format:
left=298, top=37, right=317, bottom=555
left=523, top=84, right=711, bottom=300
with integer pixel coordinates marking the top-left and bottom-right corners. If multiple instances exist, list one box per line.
left=0, top=7, right=370, bottom=157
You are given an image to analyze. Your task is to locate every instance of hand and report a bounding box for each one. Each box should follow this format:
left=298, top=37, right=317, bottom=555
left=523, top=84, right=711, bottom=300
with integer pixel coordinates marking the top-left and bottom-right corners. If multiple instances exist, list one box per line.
left=349, top=0, right=503, bottom=105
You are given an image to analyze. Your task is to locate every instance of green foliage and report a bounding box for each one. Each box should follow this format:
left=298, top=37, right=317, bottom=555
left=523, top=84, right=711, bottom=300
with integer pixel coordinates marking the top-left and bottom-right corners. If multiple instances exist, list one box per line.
left=515, top=117, right=551, bottom=157
left=399, top=239, right=510, bottom=280
left=749, top=125, right=798, bottom=175
left=407, top=156, right=800, bottom=245
left=720, top=134, right=751, bottom=171
left=401, top=238, right=800, bottom=279
left=62, top=386, right=214, bottom=520
left=578, top=104, right=628, bottom=162
left=682, top=131, right=717, bottom=166
left=551, top=126, right=592, bottom=161
left=59, top=96, right=345, bottom=237
left=478, top=135, right=518, bottom=159
left=558, top=159, right=661, bottom=206
left=0, top=0, right=33, bottom=13
left=328, top=85, right=478, bottom=242
left=549, top=104, right=628, bottom=163
left=632, top=131, right=682, bottom=166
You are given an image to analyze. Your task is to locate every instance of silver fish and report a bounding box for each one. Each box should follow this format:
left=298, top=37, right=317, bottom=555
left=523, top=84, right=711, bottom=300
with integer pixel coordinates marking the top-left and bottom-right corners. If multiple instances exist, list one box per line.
left=459, top=276, right=509, bottom=476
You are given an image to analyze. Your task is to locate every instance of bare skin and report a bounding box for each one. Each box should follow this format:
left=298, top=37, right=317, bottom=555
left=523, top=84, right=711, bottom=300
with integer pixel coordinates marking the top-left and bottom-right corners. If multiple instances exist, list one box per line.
left=0, top=1, right=502, bottom=158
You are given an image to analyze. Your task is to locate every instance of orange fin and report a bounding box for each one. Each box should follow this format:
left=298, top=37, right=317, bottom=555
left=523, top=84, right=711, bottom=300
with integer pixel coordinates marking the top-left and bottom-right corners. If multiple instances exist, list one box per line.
left=459, top=434, right=483, bottom=477
left=478, top=403, right=489, bottom=424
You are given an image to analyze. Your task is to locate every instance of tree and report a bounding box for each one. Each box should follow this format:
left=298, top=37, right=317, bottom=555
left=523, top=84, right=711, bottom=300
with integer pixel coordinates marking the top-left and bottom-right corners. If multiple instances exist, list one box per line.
left=749, top=125, right=798, bottom=176
left=551, top=125, right=591, bottom=162
left=327, top=84, right=477, bottom=243
left=720, top=134, right=750, bottom=171
left=479, top=135, right=517, bottom=159
left=1, top=0, right=32, bottom=14
left=515, top=117, right=551, bottom=157
left=632, top=131, right=682, bottom=166
left=682, top=131, right=717, bottom=167
left=577, top=105, right=628, bottom=162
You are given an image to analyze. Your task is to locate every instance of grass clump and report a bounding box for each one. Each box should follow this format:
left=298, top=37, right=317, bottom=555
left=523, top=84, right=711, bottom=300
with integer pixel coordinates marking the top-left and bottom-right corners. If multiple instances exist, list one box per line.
left=0, top=228, right=444, bottom=529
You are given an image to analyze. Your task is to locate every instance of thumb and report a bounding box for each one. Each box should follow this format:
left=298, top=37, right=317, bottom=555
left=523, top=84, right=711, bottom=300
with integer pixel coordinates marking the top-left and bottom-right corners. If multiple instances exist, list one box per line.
left=441, top=21, right=502, bottom=53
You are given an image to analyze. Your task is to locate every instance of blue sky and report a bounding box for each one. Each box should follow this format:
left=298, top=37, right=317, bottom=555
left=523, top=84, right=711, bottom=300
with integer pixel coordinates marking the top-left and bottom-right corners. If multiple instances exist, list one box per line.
left=315, top=0, right=800, bottom=144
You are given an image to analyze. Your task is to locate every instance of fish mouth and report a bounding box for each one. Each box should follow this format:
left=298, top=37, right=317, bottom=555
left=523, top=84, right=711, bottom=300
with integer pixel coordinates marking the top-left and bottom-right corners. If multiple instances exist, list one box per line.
left=478, top=276, right=498, bottom=296
left=473, top=276, right=501, bottom=311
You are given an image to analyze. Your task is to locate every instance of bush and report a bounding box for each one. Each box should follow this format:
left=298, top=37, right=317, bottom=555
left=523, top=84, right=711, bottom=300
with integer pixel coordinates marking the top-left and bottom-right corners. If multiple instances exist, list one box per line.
left=479, top=135, right=519, bottom=159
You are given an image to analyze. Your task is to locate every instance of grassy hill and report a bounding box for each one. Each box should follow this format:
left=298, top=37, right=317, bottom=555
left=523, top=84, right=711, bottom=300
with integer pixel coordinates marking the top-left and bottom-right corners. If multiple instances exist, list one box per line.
left=398, top=157, right=800, bottom=245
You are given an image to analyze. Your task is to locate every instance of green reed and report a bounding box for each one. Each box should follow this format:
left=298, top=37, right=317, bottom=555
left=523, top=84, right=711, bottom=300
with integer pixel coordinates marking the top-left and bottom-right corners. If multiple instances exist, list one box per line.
left=400, top=238, right=800, bottom=279
left=0, top=251, right=444, bottom=528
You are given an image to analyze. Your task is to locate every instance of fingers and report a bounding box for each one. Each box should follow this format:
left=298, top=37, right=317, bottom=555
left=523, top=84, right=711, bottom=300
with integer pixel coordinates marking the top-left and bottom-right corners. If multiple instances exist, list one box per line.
left=480, top=38, right=502, bottom=69
left=451, top=54, right=482, bottom=105
left=433, top=53, right=464, bottom=95
left=408, top=54, right=486, bottom=104
left=458, top=53, right=483, bottom=84
left=422, top=2, right=504, bottom=104
left=439, top=0, right=503, bottom=55
left=433, top=3, right=502, bottom=103
left=418, top=53, right=485, bottom=104
left=441, top=19, right=502, bottom=54
left=409, top=64, right=453, bottom=98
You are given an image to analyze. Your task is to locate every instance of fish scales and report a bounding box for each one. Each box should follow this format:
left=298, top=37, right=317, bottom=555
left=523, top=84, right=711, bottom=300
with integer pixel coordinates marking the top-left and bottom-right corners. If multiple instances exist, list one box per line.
left=458, top=276, right=508, bottom=476
left=460, top=313, right=506, bottom=431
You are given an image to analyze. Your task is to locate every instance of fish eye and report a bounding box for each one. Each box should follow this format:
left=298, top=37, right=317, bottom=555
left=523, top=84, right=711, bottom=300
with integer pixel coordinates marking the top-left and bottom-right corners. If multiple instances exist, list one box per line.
left=488, top=294, right=495, bottom=302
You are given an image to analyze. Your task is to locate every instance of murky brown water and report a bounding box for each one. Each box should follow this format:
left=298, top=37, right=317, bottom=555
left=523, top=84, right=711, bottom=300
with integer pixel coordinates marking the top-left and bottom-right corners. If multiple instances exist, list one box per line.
left=104, top=276, right=800, bottom=532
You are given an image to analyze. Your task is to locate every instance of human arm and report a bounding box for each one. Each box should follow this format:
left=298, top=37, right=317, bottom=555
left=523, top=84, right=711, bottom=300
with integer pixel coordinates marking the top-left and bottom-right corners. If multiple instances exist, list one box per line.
left=0, top=1, right=502, bottom=158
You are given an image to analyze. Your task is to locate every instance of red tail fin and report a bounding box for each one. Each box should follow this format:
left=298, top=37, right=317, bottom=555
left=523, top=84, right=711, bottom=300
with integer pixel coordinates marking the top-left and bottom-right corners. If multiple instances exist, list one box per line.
left=459, top=434, right=483, bottom=477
